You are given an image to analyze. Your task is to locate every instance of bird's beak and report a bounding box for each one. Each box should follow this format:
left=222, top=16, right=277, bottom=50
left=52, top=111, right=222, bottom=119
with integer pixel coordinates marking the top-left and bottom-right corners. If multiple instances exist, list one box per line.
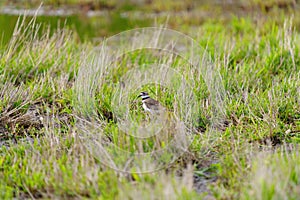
left=138, top=94, right=142, bottom=97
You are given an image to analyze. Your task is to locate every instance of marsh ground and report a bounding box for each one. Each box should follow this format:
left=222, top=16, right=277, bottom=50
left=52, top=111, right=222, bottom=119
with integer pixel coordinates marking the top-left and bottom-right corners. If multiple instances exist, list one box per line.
left=0, top=0, right=300, bottom=199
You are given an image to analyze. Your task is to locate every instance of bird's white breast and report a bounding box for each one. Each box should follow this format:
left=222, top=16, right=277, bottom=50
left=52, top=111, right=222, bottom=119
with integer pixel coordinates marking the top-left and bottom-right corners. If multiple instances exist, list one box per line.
left=142, top=103, right=152, bottom=112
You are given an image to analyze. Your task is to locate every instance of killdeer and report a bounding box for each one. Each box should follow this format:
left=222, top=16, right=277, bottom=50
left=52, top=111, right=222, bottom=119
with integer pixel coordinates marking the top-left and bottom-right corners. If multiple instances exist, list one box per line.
left=138, top=92, right=164, bottom=114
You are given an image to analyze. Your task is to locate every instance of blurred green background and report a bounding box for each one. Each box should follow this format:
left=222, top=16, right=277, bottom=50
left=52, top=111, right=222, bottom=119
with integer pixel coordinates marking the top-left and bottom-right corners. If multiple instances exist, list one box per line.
left=0, top=0, right=299, bottom=46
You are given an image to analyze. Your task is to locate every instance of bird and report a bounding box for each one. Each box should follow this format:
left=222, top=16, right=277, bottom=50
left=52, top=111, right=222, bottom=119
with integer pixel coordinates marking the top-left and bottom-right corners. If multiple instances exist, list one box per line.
left=138, top=91, right=165, bottom=115
left=138, top=92, right=175, bottom=148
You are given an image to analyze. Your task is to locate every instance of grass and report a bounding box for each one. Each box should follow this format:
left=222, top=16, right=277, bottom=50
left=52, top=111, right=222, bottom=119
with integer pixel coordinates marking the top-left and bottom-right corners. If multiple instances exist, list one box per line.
left=0, top=3, right=300, bottom=200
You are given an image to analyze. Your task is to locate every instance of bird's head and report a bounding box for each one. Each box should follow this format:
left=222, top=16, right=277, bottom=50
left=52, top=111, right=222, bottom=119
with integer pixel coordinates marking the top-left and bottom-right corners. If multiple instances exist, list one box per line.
left=138, top=91, right=149, bottom=98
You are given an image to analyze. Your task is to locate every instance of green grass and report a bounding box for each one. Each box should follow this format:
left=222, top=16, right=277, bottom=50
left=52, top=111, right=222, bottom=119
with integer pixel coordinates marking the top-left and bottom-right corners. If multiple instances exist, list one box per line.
left=1, top=4, right=300, bottom=200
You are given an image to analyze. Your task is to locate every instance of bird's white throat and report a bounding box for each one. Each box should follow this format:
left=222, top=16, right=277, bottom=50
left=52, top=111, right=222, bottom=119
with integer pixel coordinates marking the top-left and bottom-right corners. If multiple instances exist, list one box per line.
left=141, top=95, right=150, bottom=102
